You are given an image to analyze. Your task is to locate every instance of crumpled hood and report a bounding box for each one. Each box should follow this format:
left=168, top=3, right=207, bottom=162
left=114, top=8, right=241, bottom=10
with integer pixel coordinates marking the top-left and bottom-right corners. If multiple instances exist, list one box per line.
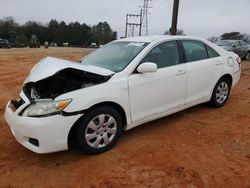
left=24, top=56, right=114, bottom=84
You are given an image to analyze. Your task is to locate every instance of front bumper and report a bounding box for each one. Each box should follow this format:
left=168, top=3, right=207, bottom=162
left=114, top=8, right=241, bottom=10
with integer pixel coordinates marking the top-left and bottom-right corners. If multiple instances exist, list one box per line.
left=4, top=91, right=81, bottom=154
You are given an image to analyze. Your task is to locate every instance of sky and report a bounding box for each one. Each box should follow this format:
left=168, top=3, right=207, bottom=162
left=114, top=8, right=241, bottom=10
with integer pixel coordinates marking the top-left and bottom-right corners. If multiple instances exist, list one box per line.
left=0, top=0, right=250, bottom=38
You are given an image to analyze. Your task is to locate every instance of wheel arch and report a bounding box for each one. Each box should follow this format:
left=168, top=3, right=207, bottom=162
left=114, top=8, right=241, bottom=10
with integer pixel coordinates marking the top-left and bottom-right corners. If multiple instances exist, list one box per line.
left=209, top=73, right=233, bottom=101
left=220, top=74, right=233, bottom=86
left=67, top=101, right=127, bottom=149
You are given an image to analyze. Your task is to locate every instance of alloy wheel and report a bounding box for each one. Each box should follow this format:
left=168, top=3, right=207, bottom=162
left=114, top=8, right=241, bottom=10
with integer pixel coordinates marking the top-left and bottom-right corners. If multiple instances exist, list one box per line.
left=85, top=114, right=117, bottom=149
left=215, top=82, right=229, bottom=104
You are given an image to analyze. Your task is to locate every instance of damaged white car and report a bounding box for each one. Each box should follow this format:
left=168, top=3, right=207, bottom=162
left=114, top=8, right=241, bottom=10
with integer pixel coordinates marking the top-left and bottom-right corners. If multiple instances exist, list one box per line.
left=4, top=36, right=241, bottom=154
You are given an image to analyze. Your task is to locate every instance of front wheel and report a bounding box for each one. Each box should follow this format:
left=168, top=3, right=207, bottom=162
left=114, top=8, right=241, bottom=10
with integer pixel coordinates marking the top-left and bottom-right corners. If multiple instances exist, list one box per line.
left=210, top=78, right=231, bottom=108
left=76, top=106, right=122, bottom=154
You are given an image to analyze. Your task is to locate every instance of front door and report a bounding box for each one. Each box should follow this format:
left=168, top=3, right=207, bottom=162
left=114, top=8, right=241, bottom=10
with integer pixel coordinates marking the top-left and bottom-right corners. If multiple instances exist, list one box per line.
left=128, top=40, right=187, bottom=123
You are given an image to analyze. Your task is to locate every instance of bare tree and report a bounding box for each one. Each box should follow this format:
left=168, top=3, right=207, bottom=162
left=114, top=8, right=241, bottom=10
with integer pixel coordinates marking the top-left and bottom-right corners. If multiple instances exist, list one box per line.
left=221, top=32, right=243, bottom=40
left=207, top=36, right=220, bottom=43
left=242, top=33, right=250, bottom=43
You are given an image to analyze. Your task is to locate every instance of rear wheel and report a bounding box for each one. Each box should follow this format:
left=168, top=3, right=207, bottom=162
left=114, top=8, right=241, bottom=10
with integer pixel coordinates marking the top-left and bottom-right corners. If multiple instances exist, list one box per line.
left=76, top=106, right=122, bottom=154
left=210, top=78, right=231, bottom=108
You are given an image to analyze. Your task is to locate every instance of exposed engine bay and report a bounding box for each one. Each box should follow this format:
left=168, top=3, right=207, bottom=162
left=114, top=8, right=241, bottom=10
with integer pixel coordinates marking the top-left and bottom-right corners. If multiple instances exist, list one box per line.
left=23, top=68, right=112, bottom=100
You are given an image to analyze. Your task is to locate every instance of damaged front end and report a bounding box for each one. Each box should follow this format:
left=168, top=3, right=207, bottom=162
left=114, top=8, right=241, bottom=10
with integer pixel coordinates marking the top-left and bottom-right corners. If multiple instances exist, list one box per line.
left=23, top=68, right=112, bottom=100
left=8, top=57, right=114, bottom=117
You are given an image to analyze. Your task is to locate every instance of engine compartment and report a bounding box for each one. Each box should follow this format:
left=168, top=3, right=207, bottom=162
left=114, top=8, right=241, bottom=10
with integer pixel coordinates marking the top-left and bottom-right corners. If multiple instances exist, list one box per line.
left=23, top=68, right=112, bottom=100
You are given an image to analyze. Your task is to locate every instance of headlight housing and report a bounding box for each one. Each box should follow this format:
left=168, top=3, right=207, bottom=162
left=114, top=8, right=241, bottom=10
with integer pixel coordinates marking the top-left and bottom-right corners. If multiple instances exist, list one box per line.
left=22, top=99, right=72, bottom=117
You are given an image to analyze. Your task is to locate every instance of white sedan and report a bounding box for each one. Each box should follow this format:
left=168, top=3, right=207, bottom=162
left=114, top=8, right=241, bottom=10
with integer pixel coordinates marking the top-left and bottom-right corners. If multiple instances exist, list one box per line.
left=4, top=35, right=241, bottom=154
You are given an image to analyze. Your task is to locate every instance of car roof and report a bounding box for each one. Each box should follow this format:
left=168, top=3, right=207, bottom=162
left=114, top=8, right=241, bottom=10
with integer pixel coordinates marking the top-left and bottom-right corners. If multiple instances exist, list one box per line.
left=117, top=35, right=206, bottom=43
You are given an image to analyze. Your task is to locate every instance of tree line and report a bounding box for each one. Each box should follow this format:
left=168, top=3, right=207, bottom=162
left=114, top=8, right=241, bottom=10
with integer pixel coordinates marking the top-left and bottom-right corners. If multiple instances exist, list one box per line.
left=208, top=32, right=250, bottom=43
left=0, top=17, right=117, bottom=46
left=164, top=29, right=250, bottom=44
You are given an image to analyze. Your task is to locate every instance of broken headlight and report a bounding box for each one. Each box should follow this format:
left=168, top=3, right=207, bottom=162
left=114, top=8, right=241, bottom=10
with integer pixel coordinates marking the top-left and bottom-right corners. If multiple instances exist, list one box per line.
left=22, top=99, right=72, bottom=117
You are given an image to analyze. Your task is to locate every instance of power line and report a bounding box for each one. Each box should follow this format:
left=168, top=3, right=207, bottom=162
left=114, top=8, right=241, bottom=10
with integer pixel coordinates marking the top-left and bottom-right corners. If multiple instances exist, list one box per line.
left=124, top=0, right=180, bottom=37
left=124, top=0, right=153, bottom=38
left=124, top=10, right=143, bottom=38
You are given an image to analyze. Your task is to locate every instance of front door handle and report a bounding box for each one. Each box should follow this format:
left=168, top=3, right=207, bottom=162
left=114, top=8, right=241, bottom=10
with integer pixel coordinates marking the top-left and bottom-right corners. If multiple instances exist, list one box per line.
left=176, top=70, right=186, bottom=75
left=215, top=61, right=223, bottom=65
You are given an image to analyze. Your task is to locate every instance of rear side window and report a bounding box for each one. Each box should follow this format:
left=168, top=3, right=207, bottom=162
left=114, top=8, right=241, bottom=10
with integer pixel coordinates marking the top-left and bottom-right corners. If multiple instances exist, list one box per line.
left=182, top=40, right=208, bottom=62
left=141, top=41, right=180, bottom=68
left=206, top=45, right=219, bottom=58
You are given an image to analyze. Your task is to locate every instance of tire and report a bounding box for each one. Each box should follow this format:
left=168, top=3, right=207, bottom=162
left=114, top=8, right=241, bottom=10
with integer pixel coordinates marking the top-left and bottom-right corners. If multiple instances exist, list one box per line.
left=245, top=51, right=250, bottom=60
left=76, top=106, right=122, bottom=154
left=210, top=77, right=231, bottom=108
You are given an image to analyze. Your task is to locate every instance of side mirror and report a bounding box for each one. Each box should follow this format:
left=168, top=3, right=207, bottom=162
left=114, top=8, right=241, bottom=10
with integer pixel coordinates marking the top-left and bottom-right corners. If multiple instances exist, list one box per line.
left=137, top=62, right=157, bottom=73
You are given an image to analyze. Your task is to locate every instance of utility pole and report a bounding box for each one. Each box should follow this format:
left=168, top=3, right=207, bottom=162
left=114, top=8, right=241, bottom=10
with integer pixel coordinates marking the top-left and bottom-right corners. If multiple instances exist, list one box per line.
left=139, top=9, right=143, bottom=36
left=141, top=0, right=152, bottom=36
left=170, top=0, right=179, bottom=35
left=125, top=10, right=143, bottom=38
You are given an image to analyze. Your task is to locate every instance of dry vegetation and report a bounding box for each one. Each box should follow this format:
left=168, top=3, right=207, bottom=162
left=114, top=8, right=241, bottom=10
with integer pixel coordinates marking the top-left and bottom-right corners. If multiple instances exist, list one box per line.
left=0, top=47, right=250, bottom=187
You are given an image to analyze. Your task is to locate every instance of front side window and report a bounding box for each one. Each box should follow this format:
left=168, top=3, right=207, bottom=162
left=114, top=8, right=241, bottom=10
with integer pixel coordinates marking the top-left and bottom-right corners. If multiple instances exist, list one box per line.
left=182, top=40, right=208, bottom=62
left=141, top=41, right=180, bottom=68
left=81, top=42, right=148, bottom=72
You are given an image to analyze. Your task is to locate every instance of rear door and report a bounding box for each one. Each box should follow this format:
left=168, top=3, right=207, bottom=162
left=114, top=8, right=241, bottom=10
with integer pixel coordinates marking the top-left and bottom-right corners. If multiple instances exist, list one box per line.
left=181, top=40, right=223, bottom=104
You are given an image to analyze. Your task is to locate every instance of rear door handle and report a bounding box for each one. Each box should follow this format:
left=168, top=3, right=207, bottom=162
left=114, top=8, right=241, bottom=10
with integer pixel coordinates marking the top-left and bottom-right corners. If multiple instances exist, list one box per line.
left=176, top=70, right=186, bottom=75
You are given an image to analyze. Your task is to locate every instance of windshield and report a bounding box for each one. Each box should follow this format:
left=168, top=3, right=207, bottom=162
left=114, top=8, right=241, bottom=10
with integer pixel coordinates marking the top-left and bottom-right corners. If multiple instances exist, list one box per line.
left=81, top=42, right=148, bottom=72
left=216, top=41, right=234, bottom=47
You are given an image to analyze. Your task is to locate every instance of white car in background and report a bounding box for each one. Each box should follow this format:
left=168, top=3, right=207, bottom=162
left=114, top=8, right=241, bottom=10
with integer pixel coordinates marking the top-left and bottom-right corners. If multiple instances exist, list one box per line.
left=4, top=35, right=241, bottom=154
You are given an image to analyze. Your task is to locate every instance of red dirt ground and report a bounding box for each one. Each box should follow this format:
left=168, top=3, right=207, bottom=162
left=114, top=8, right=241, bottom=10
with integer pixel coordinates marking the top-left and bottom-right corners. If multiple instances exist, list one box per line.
left=0, top=48, right=250, bottom=188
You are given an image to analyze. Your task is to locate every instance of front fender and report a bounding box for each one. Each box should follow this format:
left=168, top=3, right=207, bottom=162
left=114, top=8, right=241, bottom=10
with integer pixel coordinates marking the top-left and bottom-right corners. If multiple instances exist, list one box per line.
left=56, top=77, right=131, bottom=125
